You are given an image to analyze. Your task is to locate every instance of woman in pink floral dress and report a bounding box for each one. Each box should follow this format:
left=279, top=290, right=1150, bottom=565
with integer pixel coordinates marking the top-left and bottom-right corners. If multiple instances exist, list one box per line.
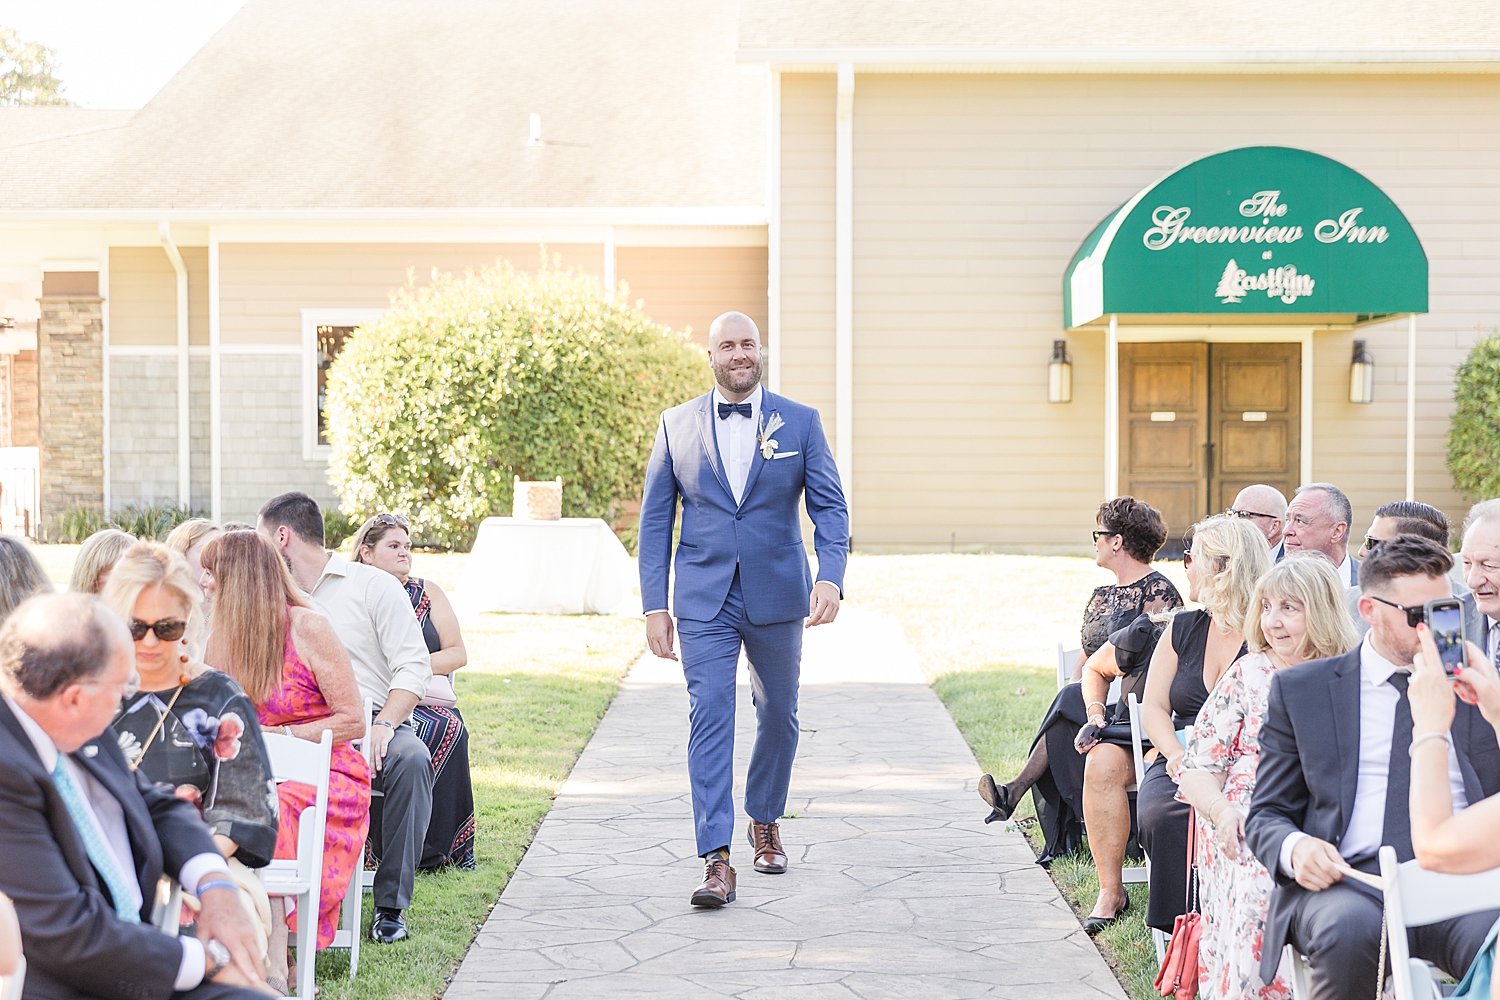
left=200, top=530, right=371, bottom=992
left=1177, top=554, right=1360, bottom=1000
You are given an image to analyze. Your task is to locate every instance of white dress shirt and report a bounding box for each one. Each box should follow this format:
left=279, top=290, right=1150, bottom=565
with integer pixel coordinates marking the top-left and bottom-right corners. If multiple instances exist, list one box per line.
left=1279, top=635, right=1468, bottom=876
left=309, top=553, right=433, bottom=712
left=1333, top=552, right=1357, bottom=588
left=6, top=696, right=228, bottom=989
left=712, top=384, right=762, bottom=505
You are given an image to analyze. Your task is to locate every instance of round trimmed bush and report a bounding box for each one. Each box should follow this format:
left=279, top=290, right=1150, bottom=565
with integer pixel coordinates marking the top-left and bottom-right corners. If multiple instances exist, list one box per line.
left=325, top=262, right=709, bottom=549
left=1447, top=332, right=1500, bottom=501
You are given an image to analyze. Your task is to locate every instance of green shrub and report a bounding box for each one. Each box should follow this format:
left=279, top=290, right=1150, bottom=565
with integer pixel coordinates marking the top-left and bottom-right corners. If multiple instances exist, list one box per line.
left=52, top=505, right=109, bottom=544
left=109, top=501, right=209, bottom=541
left=1448, top=332, right=1500, bottom=501
left=324, top=261, right=708, bottom=549
left=324, top=507, right=357, bottom=550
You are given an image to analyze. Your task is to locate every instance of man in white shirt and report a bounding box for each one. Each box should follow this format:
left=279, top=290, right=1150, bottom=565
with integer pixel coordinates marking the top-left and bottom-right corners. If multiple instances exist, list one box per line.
left=1460, top=500, right=1500, bottom=665
left=1246, top=536, right=1500, bottom=1000
left=258, top=493, right=433, bottom=945
left=1228, top=484, right=1288, bottom=561
left=1283, top=482, right=1359, bottom=587
left=0, top=593, right=270, bottom=1000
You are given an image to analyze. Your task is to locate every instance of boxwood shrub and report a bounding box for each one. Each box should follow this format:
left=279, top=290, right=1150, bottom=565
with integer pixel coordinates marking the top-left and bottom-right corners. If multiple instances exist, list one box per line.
left=324, top=262, right=708, bottom=549
left=1448, top=332, right=1500, bottom=502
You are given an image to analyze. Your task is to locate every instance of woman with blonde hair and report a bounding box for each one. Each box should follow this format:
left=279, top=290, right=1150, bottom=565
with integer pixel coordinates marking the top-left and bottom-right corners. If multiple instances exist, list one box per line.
left=1176, top=554, right=1359, bottom=999
left=200, top=530, right=369, bottom=988
left=165, top=517, right=221, bottom=582
left=69, top=527, right=135, bottom=593
left=0, top=536, right=53, bottom=619
left=102, top=541, right=278, bottom=971
left=1135, top=514, right=1270, bottom=934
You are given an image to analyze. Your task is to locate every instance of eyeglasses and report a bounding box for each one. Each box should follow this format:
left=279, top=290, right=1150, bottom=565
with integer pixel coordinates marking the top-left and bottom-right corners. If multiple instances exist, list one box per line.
left=128, top=619, right=188, bottom=642
left=82, top=671, right=141, bottom=700
left=1182, top=550, right=1193, bottom=567
left=372, top=513, right=409, bottom=529
left=1227, top=508, right=1278, bottom=522
left=1092, top=530, right=1120, bottom=543
left=1364, top=535, right=1384, bottom=553
left=1367, top=594, right=1426, bottom=629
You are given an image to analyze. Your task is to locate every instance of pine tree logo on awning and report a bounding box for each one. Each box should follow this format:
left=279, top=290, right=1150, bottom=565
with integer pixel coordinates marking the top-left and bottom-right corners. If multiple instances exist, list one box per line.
left=1214, top=258, right=1315, bottom=306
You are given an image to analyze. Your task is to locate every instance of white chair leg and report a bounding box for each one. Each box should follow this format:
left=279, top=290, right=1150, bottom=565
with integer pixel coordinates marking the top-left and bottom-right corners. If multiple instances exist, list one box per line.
left=343, top=867, right=362, bottom=977
left=1152, top=928, right=1168, bottom=965
left=295, top=890, right=317, bottom=1000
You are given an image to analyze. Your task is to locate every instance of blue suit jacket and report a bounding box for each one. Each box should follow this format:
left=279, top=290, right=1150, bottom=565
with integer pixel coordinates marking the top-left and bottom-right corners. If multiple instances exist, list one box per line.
left=638, top=388, right=849, bottom=625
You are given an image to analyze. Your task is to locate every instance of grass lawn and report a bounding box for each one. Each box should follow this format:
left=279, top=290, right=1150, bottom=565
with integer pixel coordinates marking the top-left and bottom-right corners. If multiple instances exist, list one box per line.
left=32, top=543, right=644, bottom=1000
left=846, top=552, right=1183, bottom=1000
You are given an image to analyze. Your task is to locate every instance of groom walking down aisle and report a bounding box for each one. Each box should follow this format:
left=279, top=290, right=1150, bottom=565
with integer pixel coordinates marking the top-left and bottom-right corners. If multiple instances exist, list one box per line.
left=639, top=310, right=850, bottom=908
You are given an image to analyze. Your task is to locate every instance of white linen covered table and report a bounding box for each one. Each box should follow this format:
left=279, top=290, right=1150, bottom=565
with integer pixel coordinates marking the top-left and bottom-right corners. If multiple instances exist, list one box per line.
left=456, top=517, right=636, bottom=615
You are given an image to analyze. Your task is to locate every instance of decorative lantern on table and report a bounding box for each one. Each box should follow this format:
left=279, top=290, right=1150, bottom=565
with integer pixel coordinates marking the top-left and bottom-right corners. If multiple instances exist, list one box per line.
left=512, top=476, right=563, bottom=520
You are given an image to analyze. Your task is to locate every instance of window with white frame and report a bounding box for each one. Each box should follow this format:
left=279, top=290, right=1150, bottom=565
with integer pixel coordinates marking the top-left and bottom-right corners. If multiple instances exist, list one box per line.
left=301, top=309, right=385, bottom=460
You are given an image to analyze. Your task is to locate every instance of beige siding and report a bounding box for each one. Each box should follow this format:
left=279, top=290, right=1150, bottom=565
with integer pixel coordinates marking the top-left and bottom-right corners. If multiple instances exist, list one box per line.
left=218, top=243, right=604, bottom=345
left=780, top=74, right=837, bottom=430
left=780, top=71, right=1500, bottom=550
left=108, top=246, right=209, bottom=346
left=615, top=246, right=767, bottom=348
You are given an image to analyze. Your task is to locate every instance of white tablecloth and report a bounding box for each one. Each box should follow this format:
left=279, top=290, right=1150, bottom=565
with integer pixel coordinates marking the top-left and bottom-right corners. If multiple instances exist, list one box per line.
left=456, top=517, right=637, bottom=615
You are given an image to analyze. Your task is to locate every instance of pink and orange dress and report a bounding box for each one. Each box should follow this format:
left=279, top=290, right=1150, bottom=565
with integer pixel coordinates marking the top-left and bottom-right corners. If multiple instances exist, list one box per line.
left=258, top=618, right=372, bottom=949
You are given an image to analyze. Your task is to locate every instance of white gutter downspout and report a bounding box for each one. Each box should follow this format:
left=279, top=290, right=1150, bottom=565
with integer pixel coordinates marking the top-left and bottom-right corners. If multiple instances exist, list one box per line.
left=158, top=222, right=191, bottom=509
left=835, top=62, right=854, bottom=527
left=1105, top=314, right=1119, bottom=499
left=1406, top=314, right=1417, bottom=501
left=208, top=230, right=221, bottom=521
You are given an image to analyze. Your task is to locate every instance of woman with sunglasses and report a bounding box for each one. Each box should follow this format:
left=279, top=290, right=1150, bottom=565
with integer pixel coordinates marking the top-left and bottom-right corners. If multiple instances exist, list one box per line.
left=348, top=513, right=475, bottom=871
left=103, top=542, right=279, bottom=974
left=199, top=530, right=370, bottom=993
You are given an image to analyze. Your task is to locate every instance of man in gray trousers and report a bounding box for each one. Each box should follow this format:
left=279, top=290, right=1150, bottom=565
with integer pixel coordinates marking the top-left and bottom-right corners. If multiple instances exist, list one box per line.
left=259, top=492, right=433, bottom=944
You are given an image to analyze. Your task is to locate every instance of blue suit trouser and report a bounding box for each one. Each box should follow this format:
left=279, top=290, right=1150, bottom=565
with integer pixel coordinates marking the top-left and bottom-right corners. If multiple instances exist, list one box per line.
left=676, top=568, right=803, bottom=858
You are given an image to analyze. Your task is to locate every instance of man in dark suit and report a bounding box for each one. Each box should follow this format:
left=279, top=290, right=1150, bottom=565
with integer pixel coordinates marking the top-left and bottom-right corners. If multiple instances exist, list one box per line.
left=0, top=592, right=269, bottom=1000
left=1247, top=536, right=1500, bottom=1000
left=1283, top=482, right=1359, bottom=587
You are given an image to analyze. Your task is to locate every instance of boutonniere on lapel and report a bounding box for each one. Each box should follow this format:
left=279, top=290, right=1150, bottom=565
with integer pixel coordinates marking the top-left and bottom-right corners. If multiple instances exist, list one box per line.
left=757, top=411, right=785, bottom=460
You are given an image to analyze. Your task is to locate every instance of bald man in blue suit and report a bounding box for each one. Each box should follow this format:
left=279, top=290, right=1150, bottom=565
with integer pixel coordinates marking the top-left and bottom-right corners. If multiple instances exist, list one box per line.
left=638, top=311, right=849, bottom=908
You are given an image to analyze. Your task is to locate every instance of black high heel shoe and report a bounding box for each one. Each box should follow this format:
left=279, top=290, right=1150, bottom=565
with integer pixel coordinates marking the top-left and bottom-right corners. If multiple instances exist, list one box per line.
left=978, top=773, right=1016, bottom=824
left=1082, top=893, right=1130, bottom=935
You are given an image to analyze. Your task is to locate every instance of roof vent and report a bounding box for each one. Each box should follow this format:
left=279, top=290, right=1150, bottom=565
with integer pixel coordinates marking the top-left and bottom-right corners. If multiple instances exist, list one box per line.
left=528, top=113, right=544, bottom=146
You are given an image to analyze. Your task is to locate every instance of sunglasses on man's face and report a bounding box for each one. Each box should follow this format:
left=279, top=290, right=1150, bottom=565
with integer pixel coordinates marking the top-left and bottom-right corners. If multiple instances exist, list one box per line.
left=1364, top=535, right=1384, bottom=553
left=1367, top=594, right=1425, bottom=629
left=129, top=618, right=188, bottom=642
left=1227, top=508, right=1277, bottom=521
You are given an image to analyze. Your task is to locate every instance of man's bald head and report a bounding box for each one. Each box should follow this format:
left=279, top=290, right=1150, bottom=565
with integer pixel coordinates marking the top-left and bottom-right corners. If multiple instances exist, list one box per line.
left=1232, top=484, right=1289, bottom=546
left=708, top=311, right=760, bottom=346
left=0, top=592, right=130, bottom=700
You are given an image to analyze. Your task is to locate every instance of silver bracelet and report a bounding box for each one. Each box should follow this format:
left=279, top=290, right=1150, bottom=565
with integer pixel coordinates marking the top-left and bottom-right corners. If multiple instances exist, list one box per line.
left=1408, top=731, right=1454, bottom=757
left=1085, top=700, right=1107, bottom=712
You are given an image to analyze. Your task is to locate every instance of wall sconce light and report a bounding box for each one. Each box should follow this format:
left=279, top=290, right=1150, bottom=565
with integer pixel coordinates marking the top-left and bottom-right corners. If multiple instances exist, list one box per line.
left=1349, top=339, right=1375, bottom=404
left=1048, top=339, right=1073, bottom=403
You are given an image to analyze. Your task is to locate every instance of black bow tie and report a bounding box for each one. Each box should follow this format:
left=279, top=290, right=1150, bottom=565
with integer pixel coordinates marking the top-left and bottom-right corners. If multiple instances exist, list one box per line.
left=717, top=401, right=752, bottom=420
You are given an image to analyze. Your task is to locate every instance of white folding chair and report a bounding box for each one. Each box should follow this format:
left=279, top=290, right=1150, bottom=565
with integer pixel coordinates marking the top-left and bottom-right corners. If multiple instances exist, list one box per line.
left=330, top=698, right=374, bottom=976
left=1127, top=693, right=1168, bottom=963
left=1381, top=845, right=1500, bottom=1000
left=1057, top=643, right=1079, bottom=690
left=259, top=730, right=333, bottom=1000
left=360, top=699, right=378, bottom=893
left=1285, top=946, right=1314, bottom=1000
left=149, top=876, right=183, bottom=937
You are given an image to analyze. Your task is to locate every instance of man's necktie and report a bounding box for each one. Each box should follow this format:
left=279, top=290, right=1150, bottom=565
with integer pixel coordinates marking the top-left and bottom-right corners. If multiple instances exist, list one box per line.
left=717, top=401, right=752, bottom=420
left=1382, top=671, right=1415, bottom=863
left=51, top=756, right=140, bottom=922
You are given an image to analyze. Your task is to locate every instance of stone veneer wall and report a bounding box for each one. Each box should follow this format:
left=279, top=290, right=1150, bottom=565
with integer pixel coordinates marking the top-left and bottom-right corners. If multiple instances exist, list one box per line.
left=220, top=353, right=336, bottom=522
left=109, top=355, right=212, bottom=512
left=38, top=296, right=103, bottom=536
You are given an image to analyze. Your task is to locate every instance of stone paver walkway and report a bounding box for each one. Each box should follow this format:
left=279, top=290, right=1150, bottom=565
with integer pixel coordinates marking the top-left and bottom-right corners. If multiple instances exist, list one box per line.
left=446, top=606, right=1126, bottom=1000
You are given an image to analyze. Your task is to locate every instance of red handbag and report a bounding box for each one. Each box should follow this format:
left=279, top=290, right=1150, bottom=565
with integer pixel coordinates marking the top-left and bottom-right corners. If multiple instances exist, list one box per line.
left=1154, top=808, right=1203, bottom=1000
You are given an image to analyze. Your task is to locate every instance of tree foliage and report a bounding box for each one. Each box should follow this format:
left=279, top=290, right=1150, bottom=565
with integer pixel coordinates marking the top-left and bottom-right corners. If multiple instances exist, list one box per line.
left=0, top=28, right=72, bottom=107
left=1447, top=332, right=1500, bottom=500
left=325, top=261, right=709, bottom=549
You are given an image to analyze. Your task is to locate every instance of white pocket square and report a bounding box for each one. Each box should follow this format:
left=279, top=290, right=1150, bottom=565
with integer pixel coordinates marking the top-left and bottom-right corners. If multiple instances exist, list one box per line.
left=771, top=451, right=799, bottom=459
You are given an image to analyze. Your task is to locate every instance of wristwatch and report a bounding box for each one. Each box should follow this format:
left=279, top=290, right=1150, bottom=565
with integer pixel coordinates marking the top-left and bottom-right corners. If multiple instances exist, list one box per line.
left=204, top=939, right=232, bottom=981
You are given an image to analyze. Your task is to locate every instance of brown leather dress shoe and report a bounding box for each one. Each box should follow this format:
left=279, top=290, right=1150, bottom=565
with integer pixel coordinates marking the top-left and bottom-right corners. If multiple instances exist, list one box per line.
left=748, top=820, right=788, bottom=874
left=690, top=857, right=737, bottom=907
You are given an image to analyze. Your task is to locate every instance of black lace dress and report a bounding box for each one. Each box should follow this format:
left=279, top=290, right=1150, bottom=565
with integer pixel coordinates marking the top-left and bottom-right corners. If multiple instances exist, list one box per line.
left=1030, top=570, right=1184, bottom=865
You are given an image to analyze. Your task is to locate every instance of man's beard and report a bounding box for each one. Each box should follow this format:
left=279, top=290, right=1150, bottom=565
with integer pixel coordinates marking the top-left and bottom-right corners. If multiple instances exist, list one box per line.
left=712, top=356, right=762, bottom=395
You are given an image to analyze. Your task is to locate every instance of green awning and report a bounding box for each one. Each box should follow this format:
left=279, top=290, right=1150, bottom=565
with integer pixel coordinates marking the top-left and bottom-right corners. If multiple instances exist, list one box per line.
left=1063, top=146, right=1428, bottom=328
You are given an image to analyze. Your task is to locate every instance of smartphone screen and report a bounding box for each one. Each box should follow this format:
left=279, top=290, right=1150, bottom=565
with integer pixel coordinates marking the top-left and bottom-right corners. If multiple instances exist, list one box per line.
left=1428, top=601, right=1467, bottom=677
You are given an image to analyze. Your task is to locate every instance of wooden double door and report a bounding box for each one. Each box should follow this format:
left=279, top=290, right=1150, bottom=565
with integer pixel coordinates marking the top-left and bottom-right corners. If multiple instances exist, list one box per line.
left=1120, top=342, right=1300, bottom=551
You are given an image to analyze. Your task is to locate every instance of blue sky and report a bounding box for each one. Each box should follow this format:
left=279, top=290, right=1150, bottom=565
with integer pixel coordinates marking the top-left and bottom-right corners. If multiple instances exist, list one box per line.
left=0, top=1, right=247, bottom=108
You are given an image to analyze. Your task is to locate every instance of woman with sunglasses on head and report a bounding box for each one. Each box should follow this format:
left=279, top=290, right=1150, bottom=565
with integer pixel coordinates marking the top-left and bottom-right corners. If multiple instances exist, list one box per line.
left=199, top=530, right=370, bottom=993
left=349, top=513, right=475, bottom=871
left=1135, top=515, right=1270, bottom=936
left=102, top=542, right=279, bottom=976
left=978, top=497, right=1183, bottom=890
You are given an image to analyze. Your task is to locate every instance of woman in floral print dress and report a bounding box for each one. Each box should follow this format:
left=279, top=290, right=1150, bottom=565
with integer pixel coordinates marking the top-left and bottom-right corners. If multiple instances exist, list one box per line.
left=1177, top=554, right=1360, bottom=1000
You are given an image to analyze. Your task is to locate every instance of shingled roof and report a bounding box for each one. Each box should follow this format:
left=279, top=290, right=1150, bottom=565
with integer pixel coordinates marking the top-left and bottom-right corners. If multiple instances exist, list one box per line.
left=0, top=0, right=767, bottom=213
